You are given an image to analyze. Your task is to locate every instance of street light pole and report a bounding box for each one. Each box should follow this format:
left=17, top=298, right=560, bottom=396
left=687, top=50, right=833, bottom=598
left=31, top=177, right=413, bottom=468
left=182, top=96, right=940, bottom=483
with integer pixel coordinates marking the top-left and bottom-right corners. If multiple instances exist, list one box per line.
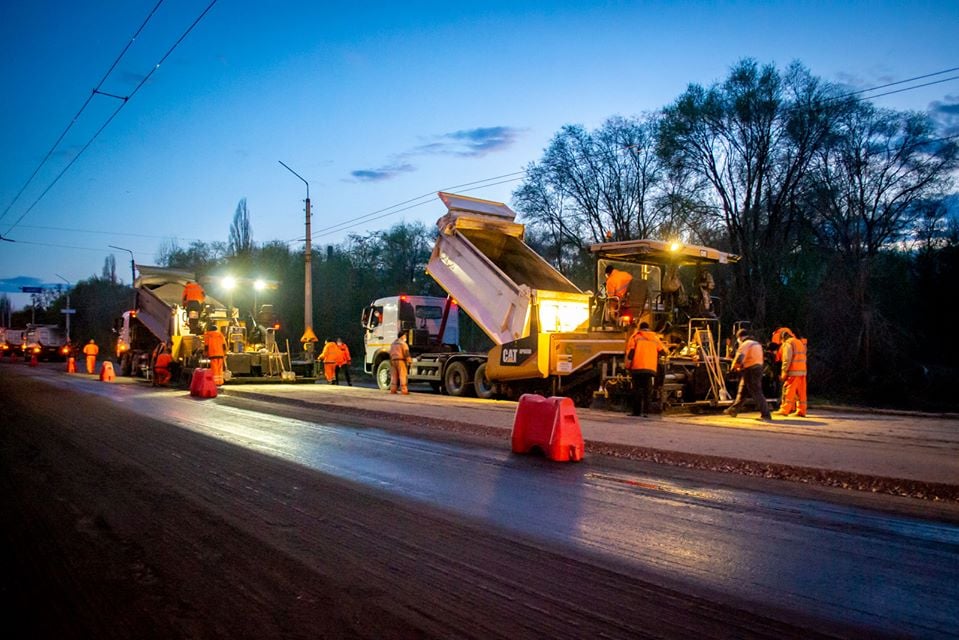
left=56, top=274, right=72, bottom=343
left=278, top=161, right=314, bottom=356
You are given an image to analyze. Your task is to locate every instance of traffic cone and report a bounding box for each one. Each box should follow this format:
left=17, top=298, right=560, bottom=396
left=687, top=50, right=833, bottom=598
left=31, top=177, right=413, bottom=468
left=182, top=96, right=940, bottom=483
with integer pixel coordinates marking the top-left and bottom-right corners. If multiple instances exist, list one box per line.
left=67, top=356, right=76, bottom=373
left=29, top=353, right=39, bottom=367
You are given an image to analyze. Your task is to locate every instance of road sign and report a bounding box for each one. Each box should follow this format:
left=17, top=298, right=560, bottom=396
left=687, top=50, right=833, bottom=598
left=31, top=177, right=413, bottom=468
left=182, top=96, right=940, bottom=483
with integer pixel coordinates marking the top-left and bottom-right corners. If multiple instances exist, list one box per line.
left=61, top=309, right=76, bottom=314
left=20, top=286, right=43, bottom=293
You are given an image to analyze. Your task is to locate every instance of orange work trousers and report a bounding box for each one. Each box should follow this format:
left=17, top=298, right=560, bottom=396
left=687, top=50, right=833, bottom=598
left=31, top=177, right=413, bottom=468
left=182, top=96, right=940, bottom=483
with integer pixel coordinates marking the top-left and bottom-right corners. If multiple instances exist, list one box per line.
left=780, top=375, right=807, bottom=416
left=389, top=359, right=409, bottom=394
left=85, top=355, right=96, bottom=374
left=210, top=357, right=225, bottom=385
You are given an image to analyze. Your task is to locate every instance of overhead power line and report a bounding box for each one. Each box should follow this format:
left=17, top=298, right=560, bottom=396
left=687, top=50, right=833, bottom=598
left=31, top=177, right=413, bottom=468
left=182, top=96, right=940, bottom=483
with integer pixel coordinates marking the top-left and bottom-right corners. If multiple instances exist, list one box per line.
left=0, top=1, right=165, bottom=226
left=290, top=171, right=527, bottom=244
left=1, top=0, right=219, bottom=238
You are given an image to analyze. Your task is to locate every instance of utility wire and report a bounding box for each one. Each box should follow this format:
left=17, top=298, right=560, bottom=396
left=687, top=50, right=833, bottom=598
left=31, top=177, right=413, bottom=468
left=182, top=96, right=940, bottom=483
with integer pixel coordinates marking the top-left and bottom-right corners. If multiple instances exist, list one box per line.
left=1, top=0, right=218, bottom=237
left=0, top=1, right=165, bottom=225
left=14, top=224, right=206, bottom=243
left=309, top=175, right=527, bottom=241
left=289, top=171, right=527, bottom=244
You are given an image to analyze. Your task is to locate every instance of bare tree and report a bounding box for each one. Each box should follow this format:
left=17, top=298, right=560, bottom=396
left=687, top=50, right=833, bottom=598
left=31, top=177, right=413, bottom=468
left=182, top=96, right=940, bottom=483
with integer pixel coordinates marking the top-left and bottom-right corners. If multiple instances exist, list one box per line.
left=658, top=59, right=843, bottom=325
left=524, top=116, right=669, bottom=245
left=806, top=102, right=958, bottom=367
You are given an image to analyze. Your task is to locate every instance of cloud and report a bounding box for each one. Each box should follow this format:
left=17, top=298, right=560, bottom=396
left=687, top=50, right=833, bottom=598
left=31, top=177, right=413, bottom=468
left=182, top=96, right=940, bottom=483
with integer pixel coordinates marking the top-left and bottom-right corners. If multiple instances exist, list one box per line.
left=348, top=125, right=525, bottom=182
left=349, top=162, right=416, bottom=183
left=928, top=95, right=959, bottom=137
left=417, top=126, right=525, bottom=158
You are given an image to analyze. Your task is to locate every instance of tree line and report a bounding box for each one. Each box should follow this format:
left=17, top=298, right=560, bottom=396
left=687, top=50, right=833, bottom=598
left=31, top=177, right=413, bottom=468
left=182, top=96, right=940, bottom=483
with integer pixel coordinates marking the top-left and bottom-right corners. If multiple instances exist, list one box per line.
left=5, top=59, right=957, bottom=409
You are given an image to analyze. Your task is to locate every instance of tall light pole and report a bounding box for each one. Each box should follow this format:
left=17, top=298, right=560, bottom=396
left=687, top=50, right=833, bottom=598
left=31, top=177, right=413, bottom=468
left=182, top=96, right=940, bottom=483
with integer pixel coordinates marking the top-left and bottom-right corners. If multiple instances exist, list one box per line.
left=56, top=274, right=73, bottom=343
left=278, top=160, right=315, bottom=355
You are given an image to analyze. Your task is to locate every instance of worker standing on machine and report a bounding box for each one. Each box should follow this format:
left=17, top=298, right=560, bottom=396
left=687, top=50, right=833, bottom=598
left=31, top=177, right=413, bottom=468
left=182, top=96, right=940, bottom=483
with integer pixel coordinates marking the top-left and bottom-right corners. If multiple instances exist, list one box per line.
left=182, top=280, right=206, bottom=334
left=604, top=265, right=633, bottom=323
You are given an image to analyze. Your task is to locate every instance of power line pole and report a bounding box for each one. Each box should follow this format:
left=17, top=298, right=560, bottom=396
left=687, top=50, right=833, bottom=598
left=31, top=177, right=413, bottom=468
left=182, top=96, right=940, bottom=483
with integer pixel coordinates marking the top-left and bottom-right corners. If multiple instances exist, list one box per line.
left=278, top=161, right=315, bottom=357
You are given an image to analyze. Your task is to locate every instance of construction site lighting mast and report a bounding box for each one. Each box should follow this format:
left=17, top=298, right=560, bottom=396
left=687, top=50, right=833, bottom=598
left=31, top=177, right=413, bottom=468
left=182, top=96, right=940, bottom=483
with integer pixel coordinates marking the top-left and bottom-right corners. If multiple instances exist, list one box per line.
left=278, top=161, right=314, bottom=357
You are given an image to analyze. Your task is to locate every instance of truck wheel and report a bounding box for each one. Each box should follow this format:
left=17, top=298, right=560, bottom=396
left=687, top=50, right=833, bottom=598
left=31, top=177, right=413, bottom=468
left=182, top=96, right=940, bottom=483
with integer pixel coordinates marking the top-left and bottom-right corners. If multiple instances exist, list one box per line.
left=473, top=363, right=496, bottom=399
left=375, top=359, right=392, bottom=391
left=444, top=361, right=473, bottom=397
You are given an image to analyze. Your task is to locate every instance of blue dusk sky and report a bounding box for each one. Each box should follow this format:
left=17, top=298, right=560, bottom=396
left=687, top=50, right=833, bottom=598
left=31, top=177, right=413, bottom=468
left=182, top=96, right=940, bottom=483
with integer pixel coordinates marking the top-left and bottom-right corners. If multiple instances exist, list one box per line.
left=1, top=1, right=957, bottom=311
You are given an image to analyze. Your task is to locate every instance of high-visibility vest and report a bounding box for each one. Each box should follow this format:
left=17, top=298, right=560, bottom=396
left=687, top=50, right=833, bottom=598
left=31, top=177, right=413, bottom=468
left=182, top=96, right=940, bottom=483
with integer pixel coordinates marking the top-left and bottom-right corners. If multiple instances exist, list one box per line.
left=737, top=340, right=764, bottom=369
left=626, top=330, right=664, bottom=373
left=204, top=330, right=226, bottom=357
left=782, top=337, right=807, bottom=376
left=605, top=269, right=633, bottom=299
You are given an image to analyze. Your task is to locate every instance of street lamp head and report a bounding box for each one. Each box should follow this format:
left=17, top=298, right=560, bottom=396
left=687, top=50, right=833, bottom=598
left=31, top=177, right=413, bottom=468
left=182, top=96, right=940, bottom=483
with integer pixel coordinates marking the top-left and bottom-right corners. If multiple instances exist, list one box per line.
left=222, top=276, right=237, bottom=290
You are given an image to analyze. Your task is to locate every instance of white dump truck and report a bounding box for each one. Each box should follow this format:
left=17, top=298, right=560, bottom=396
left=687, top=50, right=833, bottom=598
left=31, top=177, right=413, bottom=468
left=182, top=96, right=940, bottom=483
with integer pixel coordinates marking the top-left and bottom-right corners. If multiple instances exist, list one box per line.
left=363, top=191, right=741, bottom=411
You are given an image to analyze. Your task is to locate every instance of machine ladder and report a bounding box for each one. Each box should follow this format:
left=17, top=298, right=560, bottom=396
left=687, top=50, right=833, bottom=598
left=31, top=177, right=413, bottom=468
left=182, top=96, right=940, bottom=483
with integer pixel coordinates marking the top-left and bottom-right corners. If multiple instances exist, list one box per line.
left=693, top=325, right=731, bottom=403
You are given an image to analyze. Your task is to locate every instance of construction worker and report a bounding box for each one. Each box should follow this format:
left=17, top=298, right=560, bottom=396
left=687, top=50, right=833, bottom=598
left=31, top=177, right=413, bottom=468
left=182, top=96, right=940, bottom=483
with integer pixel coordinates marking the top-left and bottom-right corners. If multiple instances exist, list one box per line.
left=82, top=339, right=99, bottom=374
left=182, top=280, right=206, bottom=334
left=203, top=324, right=227, bottom=385
left=153, top=343, right=173, bottom=387
left=317, top=338, right=339, bottom=384
left=604, top=265, right=633, bottom=322
left=724, top=329, right=772, bottom=420
left=335, top=337, right=352, bottom=386
left=695, top=266, right=715, bottom=316
left=389, top=331, right=412, bottom=395
left=776, top=329, right=808, bottom=417
left=625, top=321, right=666, bottom=417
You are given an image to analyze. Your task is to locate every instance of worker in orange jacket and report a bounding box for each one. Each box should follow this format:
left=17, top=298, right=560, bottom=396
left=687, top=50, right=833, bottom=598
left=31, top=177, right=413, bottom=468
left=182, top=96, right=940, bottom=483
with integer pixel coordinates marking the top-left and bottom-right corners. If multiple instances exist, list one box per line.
left=317, top=338, right=339, bottom=384
left=724, top=329, right=772, bottom=420
left=776, top=329, right=808, bottom=417
left=203, top=324, right=227, bottom=385
left=604, top=265, right=633, bottom=323
left=334, top=337, right=352, bottom=386
left=182, top=281, right=206, bottom=334
left=389, top=332, right=412, bottom=394
left=82, top=339, right=99, bottom=374
left=625, top=322, right=666, bottom=417
left=153, top=343, right=173, bottom=387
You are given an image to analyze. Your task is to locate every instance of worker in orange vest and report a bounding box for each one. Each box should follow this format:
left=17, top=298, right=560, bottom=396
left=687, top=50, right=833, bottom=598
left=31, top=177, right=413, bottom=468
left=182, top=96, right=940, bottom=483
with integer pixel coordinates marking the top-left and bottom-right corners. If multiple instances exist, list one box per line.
left=334, top=337, right=352, bottom=386
left=389, top=332, right=412, bottom=394
left=625, top=321, right=666, bottom=417
left=203, top=324, right=227, bottom=385
left=82, top=339, right=99, bottom=374
left=182, top=281, right=206, bottom=334
left=317, top=338, right=339, bottom=384
left=776, top=329, right=808, bottom=417
left=153, top=343, right=173, bottom=387
left=724, top=329, right=772, bottom=420
left=604, top=265, right=633, bottom=323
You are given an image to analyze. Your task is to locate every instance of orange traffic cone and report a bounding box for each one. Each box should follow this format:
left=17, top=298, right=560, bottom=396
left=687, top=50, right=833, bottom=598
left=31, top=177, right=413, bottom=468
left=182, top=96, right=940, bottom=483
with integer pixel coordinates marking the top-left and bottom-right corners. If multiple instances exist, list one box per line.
left=67, top=356, right=76, bottom=373
left=29, top=353, right=39, bottom=367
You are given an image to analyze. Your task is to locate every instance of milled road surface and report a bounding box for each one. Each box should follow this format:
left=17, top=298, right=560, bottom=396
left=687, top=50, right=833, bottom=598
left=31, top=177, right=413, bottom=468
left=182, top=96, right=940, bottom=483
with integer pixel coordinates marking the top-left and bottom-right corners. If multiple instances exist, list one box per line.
left=2, top=363, right=958, bottom=638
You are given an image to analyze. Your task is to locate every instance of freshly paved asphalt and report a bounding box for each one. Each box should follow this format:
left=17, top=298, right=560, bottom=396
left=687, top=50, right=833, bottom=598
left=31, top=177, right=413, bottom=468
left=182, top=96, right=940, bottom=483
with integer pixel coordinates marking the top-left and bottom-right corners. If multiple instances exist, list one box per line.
left=220, top=380, right=959, bottom=502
